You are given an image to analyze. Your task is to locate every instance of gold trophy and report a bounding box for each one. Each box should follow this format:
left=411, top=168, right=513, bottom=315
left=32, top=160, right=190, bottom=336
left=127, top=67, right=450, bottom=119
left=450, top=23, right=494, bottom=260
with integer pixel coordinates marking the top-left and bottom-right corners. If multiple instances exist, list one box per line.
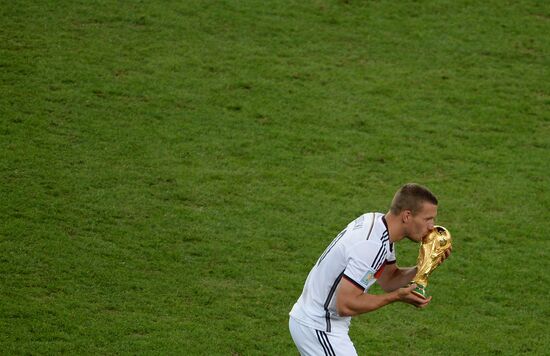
left=410, top=226, right=452, bottom=299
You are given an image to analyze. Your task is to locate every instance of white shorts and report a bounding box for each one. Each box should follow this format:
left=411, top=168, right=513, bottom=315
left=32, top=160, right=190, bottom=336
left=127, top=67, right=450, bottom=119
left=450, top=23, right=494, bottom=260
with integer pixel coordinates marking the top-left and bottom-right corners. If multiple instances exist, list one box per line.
left=289, top=316, right=358, bottom=356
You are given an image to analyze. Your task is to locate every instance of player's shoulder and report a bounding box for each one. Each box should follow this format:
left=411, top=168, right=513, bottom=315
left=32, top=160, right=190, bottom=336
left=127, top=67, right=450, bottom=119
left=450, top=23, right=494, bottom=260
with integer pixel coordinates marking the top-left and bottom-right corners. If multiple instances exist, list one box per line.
left=342, top=213, right=385, bottom=244
left=349, top=212, right=383, bottom=229
left=349, top=212, right=387, bottom=235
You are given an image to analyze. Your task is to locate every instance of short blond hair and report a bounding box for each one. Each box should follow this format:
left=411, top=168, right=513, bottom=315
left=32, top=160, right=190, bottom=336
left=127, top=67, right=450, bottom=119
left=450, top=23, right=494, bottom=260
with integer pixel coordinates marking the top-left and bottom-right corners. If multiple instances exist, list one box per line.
left=390, top=183, right=438, bottom=215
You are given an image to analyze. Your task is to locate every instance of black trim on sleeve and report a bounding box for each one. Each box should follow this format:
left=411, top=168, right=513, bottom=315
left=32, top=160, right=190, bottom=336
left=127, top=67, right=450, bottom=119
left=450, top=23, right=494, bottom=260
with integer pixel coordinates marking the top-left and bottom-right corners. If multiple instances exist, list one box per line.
left=343, top=274, right=365, bottom=291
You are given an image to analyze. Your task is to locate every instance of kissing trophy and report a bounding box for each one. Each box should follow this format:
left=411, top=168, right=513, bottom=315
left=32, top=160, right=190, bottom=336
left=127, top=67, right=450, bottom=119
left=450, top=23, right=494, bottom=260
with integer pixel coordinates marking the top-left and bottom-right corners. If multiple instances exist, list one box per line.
left=410, top=226, right=452, bottom=299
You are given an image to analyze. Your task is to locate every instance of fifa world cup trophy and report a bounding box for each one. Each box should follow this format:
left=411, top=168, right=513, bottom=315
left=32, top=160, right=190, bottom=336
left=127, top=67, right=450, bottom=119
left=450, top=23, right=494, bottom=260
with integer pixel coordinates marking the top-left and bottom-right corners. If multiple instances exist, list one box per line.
left=410, top=226, right=452, bottom=299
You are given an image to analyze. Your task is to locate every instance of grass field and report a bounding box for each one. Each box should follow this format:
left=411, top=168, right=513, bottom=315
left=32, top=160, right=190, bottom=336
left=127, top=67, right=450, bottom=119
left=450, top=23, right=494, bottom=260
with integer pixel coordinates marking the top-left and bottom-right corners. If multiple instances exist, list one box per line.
left=1, top=0, right=549, bottom=354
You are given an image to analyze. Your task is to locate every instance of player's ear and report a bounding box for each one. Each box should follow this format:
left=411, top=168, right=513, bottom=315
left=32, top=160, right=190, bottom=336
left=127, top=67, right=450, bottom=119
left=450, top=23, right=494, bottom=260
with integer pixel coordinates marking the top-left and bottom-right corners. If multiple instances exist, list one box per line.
left=402, top=210, right=411, bottom=223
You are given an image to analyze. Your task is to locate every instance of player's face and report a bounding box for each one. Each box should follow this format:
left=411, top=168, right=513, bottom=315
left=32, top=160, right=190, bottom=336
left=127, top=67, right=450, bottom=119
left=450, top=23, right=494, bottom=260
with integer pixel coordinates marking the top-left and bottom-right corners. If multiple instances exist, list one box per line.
left=405, top=202, right=437, bottom=242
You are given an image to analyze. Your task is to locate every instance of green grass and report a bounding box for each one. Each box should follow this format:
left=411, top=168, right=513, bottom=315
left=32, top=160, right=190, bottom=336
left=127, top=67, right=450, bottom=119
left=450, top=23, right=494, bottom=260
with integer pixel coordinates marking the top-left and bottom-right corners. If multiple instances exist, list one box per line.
left=1, top=0, right=549, bottom=354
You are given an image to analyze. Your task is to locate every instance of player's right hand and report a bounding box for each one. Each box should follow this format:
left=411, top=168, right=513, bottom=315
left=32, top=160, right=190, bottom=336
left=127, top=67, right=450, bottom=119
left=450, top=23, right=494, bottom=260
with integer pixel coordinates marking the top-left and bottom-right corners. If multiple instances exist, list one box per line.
left=397, top=284, right=432, bottom=308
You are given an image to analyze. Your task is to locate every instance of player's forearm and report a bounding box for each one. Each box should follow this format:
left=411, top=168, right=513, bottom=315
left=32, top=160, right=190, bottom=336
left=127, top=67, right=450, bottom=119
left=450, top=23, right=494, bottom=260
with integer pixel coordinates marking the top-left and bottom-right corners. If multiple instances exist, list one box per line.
left=337, top=291, right=400, bottom=317
left=382, top=267, right=417, bottom=292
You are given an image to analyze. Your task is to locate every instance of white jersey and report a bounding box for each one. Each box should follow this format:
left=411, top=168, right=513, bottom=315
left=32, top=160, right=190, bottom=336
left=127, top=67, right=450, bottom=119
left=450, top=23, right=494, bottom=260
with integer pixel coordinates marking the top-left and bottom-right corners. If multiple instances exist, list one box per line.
left=290, top=213, right=396, bottom=334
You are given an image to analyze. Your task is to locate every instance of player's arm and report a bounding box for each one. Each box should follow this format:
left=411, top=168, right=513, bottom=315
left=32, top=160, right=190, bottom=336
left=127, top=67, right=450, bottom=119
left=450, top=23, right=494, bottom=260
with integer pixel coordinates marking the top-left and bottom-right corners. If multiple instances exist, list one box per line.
left=376, top=262, right=417, bottom=292
left=335, top=276, right=430, bottom=317
left=377, top=247, right=452, bottom=292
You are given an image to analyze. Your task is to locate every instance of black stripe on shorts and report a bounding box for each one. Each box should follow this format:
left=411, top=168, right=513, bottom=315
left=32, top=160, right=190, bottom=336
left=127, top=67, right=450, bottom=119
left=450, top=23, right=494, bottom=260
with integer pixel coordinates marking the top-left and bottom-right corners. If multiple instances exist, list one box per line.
left=316, top=330, right=335, bottom=356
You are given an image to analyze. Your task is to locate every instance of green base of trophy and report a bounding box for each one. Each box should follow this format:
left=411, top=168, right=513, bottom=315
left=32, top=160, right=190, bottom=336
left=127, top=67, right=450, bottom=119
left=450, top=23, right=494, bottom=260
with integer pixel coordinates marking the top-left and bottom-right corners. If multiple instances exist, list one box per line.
left=410, top=282, right=428, bottom=299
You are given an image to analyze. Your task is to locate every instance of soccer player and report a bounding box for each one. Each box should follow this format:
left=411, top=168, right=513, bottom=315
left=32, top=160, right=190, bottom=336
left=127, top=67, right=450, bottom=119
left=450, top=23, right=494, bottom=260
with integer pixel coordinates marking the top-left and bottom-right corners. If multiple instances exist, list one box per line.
left=289, top=183, right=451, bottom=355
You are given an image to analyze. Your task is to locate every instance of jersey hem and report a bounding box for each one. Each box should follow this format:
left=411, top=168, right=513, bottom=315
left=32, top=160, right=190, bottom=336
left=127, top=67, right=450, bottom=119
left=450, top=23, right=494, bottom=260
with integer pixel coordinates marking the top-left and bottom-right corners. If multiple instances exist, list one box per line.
left=289, top=314, right=350, bottom=335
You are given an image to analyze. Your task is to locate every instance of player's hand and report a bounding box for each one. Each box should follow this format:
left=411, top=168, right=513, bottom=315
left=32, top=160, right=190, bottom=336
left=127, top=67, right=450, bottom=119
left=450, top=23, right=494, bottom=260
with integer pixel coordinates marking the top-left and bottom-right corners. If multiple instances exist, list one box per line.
left=397, top=284, right=432, bottom=308
left=438, top=246, right=452, bottom=266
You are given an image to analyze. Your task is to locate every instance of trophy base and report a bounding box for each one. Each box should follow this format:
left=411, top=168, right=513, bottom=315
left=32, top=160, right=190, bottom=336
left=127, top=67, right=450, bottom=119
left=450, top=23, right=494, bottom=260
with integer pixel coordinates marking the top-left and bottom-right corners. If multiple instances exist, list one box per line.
left=410, top=282, right=428, bottom=299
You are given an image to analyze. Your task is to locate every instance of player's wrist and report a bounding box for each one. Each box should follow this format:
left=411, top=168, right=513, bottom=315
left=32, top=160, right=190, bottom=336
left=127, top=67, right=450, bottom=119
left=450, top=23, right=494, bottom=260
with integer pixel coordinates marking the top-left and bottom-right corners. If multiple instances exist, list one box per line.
left=386, top=290, right=400, bottom=304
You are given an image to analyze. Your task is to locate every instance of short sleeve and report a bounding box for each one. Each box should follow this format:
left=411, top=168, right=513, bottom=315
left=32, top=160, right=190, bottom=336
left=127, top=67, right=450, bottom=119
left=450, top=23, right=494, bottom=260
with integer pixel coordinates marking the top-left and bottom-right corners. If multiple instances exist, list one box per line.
left=343, top=241, right=387, bottom=291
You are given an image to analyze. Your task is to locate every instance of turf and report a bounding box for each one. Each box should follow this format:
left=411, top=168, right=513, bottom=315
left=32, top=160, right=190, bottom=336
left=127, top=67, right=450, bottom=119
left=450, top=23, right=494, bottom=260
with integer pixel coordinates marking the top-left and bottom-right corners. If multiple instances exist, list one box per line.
left=1, top=0, right=549, bottom=354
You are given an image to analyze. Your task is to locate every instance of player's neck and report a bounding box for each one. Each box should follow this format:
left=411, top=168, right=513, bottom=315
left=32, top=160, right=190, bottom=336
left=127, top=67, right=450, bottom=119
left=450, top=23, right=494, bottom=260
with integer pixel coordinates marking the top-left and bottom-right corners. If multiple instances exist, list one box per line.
left=384, top=212, right=406, bottom=243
